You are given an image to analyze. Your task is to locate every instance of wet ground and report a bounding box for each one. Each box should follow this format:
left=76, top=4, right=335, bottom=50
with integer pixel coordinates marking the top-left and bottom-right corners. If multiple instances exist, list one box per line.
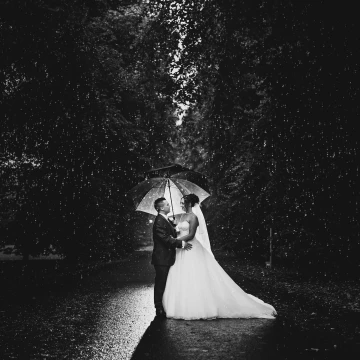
left=0, top=248, right=346, bottom=359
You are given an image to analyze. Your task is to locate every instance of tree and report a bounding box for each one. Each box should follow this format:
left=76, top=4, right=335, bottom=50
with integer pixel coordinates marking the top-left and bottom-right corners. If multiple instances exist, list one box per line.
left=0, top=0, right=179, bottom=260
left=149, top=0, right=360, bottom=275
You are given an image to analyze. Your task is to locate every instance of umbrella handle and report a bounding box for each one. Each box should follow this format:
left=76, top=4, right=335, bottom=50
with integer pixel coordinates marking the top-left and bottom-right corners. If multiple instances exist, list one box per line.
left=167, top=179, right=175, bottom=222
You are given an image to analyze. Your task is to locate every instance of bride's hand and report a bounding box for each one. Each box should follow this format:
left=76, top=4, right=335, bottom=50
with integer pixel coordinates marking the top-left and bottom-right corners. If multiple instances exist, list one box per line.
left=184, top=243, right=192, bottom=251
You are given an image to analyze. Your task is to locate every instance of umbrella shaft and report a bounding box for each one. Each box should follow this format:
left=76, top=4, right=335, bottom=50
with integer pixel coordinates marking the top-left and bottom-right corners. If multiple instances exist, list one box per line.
left=167, top=179, right=175, bottom=221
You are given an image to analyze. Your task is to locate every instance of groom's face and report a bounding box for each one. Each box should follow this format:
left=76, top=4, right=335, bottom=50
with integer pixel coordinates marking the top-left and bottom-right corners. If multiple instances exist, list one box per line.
left=161, top=200, right=171, bottom=214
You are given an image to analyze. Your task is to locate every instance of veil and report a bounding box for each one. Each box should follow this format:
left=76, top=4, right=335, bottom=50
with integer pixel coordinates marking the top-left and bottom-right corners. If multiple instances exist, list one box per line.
left=192, top=203, right=214, bottom=257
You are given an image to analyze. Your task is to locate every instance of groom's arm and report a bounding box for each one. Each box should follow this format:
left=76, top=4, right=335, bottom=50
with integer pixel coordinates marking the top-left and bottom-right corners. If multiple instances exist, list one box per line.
left=154, top=221, right=183, bottom=249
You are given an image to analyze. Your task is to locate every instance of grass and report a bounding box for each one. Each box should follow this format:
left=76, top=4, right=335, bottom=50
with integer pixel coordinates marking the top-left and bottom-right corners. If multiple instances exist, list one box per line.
left=0, top=247, right=128, bottom=304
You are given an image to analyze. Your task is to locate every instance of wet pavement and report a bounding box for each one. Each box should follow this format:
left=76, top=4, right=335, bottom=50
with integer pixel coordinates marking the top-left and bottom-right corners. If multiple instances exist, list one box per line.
left=0, top=249, right=345, bottom=359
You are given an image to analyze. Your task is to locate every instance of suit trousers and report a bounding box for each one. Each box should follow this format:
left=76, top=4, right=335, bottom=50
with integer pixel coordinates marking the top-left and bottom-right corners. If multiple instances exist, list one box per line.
left=154, top=265, right=170, bottom=309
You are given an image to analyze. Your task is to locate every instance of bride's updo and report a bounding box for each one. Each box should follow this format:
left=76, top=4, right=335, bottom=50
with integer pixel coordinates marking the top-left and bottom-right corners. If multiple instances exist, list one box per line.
left=183, top=194, right=199, bottom=207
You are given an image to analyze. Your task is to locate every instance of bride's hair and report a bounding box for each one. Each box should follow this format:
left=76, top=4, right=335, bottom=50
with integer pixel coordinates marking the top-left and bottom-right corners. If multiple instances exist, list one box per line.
left=183, top=194, right=199, bottom=207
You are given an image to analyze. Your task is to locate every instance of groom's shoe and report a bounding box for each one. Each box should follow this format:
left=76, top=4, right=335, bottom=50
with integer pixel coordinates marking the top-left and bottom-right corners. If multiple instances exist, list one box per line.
left=155, top=308, right=167, bottom=318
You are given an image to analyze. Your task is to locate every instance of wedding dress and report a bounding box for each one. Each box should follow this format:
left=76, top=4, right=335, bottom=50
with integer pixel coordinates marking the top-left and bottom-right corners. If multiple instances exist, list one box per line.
left=162, top=220, right=277, bottom=320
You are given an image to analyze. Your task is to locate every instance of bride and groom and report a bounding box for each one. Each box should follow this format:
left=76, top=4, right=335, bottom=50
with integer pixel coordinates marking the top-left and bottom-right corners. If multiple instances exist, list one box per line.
left=151, top=193, right=277, bottom=320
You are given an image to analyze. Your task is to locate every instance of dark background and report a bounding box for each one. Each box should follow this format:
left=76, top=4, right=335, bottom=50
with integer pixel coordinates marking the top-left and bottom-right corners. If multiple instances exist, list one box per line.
left=1, top=0, right=359, bottom=279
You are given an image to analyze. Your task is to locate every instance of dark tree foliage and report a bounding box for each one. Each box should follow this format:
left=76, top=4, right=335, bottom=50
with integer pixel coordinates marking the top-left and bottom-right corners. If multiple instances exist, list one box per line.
left=262, top=2, right=360, bottom=275
left=2, top=0, right=359, bottom=276
left=0, top=0, right=177, bottom=261
left=173, top=107, right=209, bottom=173
left=149, top=0, right=360, bottom=276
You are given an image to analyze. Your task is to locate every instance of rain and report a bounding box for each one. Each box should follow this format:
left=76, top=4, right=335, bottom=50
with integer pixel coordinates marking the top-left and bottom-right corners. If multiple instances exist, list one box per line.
left=1, top=0, right=359, bottom=359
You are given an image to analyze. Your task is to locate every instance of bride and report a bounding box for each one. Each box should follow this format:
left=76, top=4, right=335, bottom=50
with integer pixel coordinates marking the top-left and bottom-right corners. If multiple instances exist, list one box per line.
left=162, top=193, right=277, bottom=320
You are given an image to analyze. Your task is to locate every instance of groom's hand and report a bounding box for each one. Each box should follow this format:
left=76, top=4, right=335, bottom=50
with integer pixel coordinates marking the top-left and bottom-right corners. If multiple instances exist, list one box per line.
left=184, top=243, right=192, bottom=251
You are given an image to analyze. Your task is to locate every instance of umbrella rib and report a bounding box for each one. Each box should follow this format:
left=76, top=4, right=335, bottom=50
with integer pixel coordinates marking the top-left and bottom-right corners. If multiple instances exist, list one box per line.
left=132, top=178, right=165, bottom=207
left=170, top=178, right=190, bottom=195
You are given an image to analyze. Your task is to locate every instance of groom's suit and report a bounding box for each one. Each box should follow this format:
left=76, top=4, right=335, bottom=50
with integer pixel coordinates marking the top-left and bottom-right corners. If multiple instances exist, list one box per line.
left=152, top=213, right=183, bottom=310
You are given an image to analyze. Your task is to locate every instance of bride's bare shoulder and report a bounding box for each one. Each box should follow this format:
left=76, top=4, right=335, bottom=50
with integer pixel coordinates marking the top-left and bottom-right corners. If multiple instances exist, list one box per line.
left=188, top=212, right=198, bottom=221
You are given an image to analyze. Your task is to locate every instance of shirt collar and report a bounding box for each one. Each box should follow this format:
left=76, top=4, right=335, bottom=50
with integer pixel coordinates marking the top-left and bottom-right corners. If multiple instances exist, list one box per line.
left=159, top=213, right=169, bottom=221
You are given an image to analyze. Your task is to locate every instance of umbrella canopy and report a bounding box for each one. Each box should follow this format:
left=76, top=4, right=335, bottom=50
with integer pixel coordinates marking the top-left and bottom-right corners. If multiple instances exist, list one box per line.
left=146, top=163, right=210, bottom=193
left=128, top=165, right=210, bottom=217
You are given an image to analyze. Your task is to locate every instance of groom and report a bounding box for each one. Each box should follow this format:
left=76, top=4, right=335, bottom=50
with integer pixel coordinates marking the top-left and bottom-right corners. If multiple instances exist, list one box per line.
left=152, top=197, right=192, bottom=318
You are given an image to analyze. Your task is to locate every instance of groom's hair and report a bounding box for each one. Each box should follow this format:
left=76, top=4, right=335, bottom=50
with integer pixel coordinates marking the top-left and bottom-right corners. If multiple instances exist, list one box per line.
left=154, top=197, right=166, bottom=212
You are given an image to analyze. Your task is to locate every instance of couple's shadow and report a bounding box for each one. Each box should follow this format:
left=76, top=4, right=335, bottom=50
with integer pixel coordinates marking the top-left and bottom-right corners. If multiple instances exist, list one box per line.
left=130, top=315, right=290, bottom=360
left=130, top=316, right=178, bottom=360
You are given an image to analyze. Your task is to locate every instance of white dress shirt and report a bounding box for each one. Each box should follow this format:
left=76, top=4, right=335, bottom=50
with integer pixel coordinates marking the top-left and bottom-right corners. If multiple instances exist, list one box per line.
left=159, top=213, right=185, bottom=248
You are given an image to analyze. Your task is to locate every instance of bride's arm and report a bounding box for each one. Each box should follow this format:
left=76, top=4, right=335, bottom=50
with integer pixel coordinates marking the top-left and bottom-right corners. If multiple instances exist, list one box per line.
left=176, top=214, right=199, bottom=242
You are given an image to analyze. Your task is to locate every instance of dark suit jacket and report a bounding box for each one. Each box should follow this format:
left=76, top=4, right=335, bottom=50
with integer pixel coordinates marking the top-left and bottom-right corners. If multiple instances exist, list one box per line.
left=151, top=214, right=183, bottom=266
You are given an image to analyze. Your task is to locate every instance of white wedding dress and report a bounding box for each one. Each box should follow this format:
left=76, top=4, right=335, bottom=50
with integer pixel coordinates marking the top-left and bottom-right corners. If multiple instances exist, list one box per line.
left=163, top=221, right=277, bottom=320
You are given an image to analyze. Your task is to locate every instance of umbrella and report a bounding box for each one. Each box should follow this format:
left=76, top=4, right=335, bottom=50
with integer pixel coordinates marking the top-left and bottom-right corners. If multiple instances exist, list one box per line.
left=128, top=164, right=210, bottom=219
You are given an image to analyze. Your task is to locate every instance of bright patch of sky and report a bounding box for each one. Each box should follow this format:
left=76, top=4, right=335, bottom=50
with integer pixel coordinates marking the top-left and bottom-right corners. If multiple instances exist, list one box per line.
left=148, top=1, right=204, bottom=125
